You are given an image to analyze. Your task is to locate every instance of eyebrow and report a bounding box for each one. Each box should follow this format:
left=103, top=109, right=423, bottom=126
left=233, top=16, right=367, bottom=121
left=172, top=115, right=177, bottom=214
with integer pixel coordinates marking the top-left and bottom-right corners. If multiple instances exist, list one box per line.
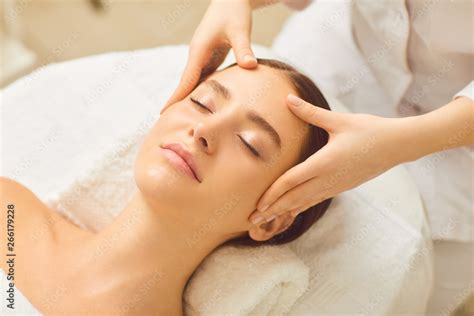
left=205, top=80, right=231, bottom=100
left=204, top=79, right=281, bottom=149
left=246, top=110, right=281, bottom=149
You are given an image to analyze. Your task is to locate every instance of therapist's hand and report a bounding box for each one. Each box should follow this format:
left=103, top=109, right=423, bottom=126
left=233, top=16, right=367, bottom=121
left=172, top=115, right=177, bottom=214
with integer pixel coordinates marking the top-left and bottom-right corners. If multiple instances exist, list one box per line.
left=249, top=94, right=473, bottom=224
left=161, top=0, right=258, bottom=113
left=249, top=94, right=411, bottom=224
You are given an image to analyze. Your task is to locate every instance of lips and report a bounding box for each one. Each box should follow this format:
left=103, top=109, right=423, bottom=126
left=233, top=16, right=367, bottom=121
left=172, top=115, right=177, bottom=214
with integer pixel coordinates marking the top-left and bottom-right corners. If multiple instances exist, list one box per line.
left=160, top=143, right=202, bottom=183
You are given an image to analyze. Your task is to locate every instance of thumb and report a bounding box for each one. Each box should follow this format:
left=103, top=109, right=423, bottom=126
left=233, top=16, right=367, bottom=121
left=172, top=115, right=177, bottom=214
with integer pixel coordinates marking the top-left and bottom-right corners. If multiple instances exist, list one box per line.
left=161, top=69, right=199, bottom=114
left=229, top=32, right=257, bottom=69
left=287, top=94, right=336, bottom=131
left=161, top=53, right=206, bottom=114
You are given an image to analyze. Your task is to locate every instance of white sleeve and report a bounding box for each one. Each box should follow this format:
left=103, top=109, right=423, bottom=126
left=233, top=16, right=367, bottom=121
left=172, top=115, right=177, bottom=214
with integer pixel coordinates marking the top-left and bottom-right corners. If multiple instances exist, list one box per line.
left=453, top=81, right=474, bottom=100
left=281, top=0, right=313, bottom=10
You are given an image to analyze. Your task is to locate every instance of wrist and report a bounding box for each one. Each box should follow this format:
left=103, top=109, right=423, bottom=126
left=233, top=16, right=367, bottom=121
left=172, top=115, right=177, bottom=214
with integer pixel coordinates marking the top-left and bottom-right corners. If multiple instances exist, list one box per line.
left=383, top=116, right=426, bottom=165
left=391, top=114, right=439, bottom=164
left=399, top=97, right=474, bottom=163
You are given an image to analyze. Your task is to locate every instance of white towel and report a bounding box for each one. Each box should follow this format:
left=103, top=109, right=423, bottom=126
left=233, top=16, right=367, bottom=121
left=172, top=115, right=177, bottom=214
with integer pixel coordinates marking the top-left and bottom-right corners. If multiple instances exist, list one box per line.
left=183, top=245, right=309, bottom=315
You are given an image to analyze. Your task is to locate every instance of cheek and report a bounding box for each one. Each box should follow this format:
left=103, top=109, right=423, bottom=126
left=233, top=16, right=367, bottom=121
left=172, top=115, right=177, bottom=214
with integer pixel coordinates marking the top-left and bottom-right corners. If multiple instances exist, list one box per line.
left=132, top=113, right=185, bottom=190
left=162, top=101, right=196, bottom=122
left=210, top=158, right=273, bottom=218
left=133, top=141, right=167, bottom=199
left=133, top=127, right=191, bottom=206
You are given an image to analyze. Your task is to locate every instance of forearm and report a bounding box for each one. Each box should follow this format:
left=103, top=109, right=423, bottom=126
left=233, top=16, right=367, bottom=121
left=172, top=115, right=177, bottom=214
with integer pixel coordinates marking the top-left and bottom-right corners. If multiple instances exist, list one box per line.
left=398, top=96, right=474, bottom=163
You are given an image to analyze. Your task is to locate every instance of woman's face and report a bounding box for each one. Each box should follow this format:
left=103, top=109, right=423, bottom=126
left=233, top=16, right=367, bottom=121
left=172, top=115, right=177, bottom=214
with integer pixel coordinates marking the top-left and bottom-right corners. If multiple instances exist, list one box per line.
left=134, top=64, right=309, bottom=242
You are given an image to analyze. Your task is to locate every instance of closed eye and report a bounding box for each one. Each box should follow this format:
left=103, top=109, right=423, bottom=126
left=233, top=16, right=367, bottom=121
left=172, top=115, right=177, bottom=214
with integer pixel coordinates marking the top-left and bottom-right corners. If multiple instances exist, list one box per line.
left=190, top=96, right=259, bottom=157
left=238, top=135, right=260, bottom=157
left=190, top=97, right=213, bottom=113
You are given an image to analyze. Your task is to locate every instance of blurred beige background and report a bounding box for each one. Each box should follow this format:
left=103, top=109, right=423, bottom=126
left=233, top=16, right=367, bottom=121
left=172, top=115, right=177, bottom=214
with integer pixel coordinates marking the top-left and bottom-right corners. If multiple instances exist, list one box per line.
left=0, top=0, right=292, bottom=87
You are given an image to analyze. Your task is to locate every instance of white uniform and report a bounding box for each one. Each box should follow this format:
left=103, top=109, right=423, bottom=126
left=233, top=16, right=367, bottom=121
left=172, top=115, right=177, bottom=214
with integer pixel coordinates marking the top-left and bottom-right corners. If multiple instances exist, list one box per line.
left=279, top=0, right=473, bottom=241
left=350, top=0, right=473, bottom=243
left=277, top=0, right=473, bottom=313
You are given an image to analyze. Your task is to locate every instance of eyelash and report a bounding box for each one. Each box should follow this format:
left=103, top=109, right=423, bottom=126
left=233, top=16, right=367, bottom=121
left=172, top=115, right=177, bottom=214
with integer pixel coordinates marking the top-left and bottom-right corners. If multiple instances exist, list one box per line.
left=190, top=97, right=260, bottom=158
left=190, top=97, right=212, bottom=113
left=238, top=135, right=260, bottom=157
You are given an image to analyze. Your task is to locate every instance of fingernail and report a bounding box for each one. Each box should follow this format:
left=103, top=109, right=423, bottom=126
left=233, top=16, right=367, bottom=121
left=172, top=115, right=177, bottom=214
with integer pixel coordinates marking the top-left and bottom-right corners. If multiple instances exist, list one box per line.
left=244, top=54, right=256, bottom=63
left=258, top=204, right=269, bottom=213
left=266, top=215, right=276, bottom=223
left=288, top=94, right=303, bottom=106
left=251, top=215, right=264, bottom=224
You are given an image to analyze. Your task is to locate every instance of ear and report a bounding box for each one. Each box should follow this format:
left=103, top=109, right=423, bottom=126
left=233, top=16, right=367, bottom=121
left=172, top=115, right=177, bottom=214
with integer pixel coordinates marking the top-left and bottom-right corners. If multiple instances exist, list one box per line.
left=248, top=212, right=295, bottom=242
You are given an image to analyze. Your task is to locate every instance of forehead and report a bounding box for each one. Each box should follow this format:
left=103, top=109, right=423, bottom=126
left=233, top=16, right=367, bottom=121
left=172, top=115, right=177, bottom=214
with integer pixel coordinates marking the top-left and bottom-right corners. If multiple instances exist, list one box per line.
left=204, top=65, right=310, bottom=161
left=208, top=64, right=291, bottom=107
left=205, top=65, right=308, bottom=149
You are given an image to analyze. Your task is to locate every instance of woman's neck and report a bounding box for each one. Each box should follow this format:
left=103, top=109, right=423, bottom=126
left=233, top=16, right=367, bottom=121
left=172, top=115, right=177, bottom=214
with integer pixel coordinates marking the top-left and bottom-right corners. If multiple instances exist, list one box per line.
left=52, top=189, right=226, bottom=314
left=98, top=189, right=225, bottom=284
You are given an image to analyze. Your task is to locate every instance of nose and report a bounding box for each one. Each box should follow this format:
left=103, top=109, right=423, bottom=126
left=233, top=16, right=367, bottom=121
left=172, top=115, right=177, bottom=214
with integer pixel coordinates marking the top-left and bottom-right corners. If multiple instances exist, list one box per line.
left=190, top=122, right=215, bottom=154
left=189, top=107, right=238, bottom=155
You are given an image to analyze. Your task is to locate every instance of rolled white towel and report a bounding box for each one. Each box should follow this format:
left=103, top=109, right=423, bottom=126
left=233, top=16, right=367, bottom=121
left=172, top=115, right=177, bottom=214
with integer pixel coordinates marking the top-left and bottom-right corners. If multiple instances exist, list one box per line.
left=183, top=244, right=309, bottom=315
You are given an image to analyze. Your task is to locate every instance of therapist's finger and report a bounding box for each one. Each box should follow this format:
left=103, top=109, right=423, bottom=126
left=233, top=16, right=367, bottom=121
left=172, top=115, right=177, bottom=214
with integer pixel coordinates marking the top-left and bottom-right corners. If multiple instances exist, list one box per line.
left=161, top=62, right=200, bottom=113
left=161, top=46, right=211, bottom=113
left=287, top=94, right=338, bottom=131
left=229, top=32, right=257, bottom=69
left=250, top=178, right=330, bottom=224
left=200, top=44, right=231, bottom=77
left=256, top=152, right=328, bottom=213
left=265, top=179, right=330, bottom=221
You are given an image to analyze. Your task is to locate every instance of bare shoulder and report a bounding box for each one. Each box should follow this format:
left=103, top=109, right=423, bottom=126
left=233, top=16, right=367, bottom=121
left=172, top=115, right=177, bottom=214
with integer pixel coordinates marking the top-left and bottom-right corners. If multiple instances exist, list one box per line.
left=0, top=176, right=46, bottom=210
left=0, top=177, right=52, bottom=257
left=1, top=176, right=31, bottom=195
left=0, top=176, right=53, bottom=222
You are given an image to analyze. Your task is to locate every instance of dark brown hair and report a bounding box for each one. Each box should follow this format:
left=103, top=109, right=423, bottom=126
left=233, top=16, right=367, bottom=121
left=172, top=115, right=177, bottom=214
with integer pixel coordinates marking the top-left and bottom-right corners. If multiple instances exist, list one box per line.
left=200, top=58, right=333, bottom=246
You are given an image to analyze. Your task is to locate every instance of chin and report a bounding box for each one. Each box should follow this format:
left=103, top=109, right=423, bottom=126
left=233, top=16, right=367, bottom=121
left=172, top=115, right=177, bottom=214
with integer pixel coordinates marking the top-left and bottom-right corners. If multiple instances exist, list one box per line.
left=133, top=158, right=189, bottom=201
